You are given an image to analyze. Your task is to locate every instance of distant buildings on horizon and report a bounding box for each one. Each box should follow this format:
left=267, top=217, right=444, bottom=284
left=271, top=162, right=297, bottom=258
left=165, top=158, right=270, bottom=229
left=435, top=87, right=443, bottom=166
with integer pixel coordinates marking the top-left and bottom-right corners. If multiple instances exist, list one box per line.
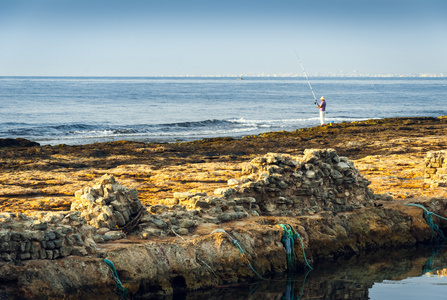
left=154, top=72, right=446, bottom=78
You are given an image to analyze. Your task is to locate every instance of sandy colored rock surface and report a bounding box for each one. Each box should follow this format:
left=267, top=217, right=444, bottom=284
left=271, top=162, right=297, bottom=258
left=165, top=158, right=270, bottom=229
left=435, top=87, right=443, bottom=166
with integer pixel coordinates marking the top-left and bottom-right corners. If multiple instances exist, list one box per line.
left=1, top=117, right=446, bottom=212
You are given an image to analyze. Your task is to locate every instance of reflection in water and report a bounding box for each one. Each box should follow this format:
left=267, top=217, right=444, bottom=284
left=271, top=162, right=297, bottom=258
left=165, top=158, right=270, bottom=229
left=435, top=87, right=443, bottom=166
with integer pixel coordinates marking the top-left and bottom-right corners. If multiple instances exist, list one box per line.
left=161, top=244, right=447, bottom=300
left=369, top=244, right=447, bottom=300
left=423, top=243, right=446, bottom=274
left=426, top=268, right=447, bottom=277
left=278, top=269, right=312, bottom=300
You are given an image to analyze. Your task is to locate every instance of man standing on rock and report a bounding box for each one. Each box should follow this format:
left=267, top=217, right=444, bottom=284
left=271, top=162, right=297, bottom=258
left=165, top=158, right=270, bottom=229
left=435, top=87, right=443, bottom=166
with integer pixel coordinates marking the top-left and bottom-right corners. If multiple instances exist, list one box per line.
left=318, top=96, right=326, bottom=126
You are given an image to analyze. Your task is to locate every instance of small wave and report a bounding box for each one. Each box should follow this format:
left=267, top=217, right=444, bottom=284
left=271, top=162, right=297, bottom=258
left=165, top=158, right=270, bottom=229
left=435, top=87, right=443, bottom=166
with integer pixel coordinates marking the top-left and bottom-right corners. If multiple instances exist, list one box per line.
left=0, top=122, right=32, bottom=126
left=161, top=119, right=230, bottom=128
left=1, top=123, right=104, bottom=138
left=53, top=124, right=93, bottom=131
left=112, top=129, right=139, bottom=134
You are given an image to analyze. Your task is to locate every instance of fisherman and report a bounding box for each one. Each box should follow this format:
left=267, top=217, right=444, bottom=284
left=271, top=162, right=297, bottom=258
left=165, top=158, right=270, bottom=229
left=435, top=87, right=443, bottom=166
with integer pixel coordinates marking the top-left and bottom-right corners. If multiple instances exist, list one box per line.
left=318, top=96, right=326, bottom=126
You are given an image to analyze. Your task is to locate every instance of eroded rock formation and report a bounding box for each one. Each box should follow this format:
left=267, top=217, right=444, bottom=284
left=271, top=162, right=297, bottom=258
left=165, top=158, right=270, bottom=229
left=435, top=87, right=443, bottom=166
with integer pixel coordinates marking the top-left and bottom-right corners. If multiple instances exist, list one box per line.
left=425, top=150, right=447, bottom=187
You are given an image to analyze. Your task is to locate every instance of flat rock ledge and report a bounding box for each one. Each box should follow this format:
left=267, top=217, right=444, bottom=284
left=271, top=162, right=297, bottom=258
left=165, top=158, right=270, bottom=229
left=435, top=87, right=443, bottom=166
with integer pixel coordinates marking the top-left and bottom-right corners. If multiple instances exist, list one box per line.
left=1, top=149, right=446, bottom=299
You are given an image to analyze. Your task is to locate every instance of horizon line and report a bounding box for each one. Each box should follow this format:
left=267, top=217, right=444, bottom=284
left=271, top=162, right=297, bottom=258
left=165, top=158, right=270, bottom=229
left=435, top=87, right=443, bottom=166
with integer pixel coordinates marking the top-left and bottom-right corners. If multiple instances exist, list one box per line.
left=0, top=72, right=446, bottom=78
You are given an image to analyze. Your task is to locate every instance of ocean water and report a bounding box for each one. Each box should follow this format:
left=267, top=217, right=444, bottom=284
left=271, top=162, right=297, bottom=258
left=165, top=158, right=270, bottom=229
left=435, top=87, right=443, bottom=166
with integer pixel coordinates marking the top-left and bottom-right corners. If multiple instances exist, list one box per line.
left=0, top=76, right=446, bottom=145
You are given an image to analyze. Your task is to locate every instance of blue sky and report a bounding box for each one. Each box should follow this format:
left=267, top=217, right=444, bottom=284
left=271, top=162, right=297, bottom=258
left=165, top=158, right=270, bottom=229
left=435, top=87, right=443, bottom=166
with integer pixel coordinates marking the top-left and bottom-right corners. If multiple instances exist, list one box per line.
left=0, top=0, right=446, bottom=76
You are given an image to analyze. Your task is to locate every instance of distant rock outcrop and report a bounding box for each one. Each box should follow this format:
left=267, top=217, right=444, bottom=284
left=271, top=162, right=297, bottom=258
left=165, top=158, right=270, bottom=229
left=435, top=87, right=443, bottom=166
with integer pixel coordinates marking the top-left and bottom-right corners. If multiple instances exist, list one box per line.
left=0, top=138, right=40, bottom=148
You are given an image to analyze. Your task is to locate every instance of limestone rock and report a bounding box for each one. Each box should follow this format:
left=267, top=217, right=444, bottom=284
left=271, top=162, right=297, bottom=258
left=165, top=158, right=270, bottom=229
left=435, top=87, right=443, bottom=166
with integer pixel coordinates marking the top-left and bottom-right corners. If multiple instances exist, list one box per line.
left=425, top=150, right=447, bottom=187
left=71, top=174, right=147, bottom=231
left=225, top=149, right=375, bottom=216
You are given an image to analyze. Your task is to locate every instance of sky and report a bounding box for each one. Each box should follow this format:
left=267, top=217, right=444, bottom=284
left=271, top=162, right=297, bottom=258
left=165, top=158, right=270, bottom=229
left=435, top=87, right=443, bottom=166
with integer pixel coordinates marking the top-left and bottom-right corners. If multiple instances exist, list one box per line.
left=0, top=0, right=446, bottom=76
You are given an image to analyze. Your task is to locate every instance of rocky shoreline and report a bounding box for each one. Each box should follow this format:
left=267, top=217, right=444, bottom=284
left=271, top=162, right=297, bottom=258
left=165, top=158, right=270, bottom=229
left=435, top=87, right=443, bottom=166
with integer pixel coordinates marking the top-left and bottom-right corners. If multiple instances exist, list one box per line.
left=1, top=117, right=447, bottom=299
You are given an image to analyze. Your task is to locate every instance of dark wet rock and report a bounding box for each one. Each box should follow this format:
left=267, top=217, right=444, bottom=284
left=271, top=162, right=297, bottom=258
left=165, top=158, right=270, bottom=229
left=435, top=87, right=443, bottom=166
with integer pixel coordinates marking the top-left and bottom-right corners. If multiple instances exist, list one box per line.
left=0, top=138, right=40, bottom=148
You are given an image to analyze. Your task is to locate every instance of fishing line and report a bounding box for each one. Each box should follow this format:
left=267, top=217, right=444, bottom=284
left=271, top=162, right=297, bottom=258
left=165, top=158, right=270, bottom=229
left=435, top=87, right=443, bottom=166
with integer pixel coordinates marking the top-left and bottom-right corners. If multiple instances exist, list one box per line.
left=294, top=51, right=318, bottom=106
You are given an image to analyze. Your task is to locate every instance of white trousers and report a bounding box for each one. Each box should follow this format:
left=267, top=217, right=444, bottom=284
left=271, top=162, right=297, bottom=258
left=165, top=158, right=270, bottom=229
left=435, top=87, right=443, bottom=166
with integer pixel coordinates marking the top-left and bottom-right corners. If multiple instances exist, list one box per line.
left=320, top=111, right=325, bottom=125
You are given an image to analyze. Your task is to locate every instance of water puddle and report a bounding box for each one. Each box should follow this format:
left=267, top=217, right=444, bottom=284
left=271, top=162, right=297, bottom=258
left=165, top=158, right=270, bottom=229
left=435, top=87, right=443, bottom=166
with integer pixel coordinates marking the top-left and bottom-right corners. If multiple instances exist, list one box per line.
left=163, top=244, right=447, bottom=300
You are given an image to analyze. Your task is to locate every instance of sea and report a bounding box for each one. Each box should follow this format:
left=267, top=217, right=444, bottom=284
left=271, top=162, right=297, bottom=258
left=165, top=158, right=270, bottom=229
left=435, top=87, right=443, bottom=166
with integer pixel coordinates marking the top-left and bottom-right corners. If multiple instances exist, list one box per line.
left=0, top=76, right=446, bottom=146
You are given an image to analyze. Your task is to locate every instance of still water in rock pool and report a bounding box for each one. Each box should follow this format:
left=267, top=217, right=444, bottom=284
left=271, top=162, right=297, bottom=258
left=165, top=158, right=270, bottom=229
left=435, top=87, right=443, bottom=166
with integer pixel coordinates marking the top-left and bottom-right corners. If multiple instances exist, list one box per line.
left=158, top=245, right=447, bottom=300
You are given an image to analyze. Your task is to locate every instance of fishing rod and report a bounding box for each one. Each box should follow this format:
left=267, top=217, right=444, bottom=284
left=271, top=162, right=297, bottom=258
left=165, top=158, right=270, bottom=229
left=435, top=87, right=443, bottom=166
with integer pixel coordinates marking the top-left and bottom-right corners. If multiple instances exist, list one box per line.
left=294, top=51, right=318, bottom=106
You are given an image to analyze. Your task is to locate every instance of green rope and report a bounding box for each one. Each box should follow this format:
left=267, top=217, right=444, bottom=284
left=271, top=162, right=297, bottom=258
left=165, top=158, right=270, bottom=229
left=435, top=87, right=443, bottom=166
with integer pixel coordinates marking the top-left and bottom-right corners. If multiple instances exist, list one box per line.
left=423, top=248, right=438, bottom=274
left=104, top=259, right=128, bottom=300
left=423, top=243, right=446, bottom=274
left=297, top=269, right=312, bottom=300
left=211, top=229, right=266, bottom=280
left=279, top=224, right=297, bottom=270
left=405, top=203, right=447, bottom=242
left=278, top=224, right=313, bottom=270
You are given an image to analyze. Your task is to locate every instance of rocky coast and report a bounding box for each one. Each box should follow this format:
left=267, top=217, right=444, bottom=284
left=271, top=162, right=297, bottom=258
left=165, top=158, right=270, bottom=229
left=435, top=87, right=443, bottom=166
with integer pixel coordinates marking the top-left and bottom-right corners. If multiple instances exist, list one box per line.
left=1, top=116, right=447, bottom=299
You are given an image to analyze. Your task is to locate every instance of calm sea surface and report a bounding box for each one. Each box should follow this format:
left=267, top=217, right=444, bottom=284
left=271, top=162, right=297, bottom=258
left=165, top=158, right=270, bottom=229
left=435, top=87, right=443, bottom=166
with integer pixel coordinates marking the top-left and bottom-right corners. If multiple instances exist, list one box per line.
left=0, top=77, right=446, bottom=145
